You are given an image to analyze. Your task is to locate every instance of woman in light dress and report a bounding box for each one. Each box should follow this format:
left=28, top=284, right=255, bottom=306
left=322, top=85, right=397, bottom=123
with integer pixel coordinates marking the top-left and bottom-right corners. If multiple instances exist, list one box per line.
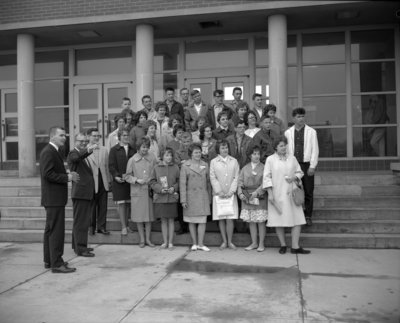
left=263, top=136, right=310, bottom=255
left=210, top=139, right=240, bottom=250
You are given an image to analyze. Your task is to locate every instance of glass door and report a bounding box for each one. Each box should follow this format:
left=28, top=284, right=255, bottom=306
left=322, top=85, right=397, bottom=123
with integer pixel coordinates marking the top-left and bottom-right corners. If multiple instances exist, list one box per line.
left=73, top=82, right=132, bottom=145
left=185, top=78, right=216, bottom=106
left=217, top=76, right=250, bottom=105
left=1, top=89, right=18, bottom=161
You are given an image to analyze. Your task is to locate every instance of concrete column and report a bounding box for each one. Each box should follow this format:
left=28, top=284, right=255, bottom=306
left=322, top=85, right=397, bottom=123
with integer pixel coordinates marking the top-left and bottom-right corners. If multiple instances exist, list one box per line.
left=268, top=15, right=288, bottom=126
left=17, top=34, right=36, bottom=177
left=135, top=24, right=154, bottom=109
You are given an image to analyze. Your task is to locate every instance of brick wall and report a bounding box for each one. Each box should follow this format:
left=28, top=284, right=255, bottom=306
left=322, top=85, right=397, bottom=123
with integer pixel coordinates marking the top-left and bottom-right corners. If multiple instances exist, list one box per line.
left=0, top=0, right=265, bottom=25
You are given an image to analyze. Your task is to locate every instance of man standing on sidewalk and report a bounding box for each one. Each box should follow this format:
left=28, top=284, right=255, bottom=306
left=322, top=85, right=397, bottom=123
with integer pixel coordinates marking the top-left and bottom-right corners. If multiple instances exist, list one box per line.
left=87, top=128, right=111, bottom=235
left=67, top=133, right=96, bottom=257
left=40, top=126, right=79, bottom=273
left=285, top=107, right=319, bottom=226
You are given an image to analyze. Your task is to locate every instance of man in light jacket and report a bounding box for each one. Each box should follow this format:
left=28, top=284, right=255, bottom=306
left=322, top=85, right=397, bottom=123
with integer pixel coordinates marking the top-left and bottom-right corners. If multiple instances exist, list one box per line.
left=285, top=107, right=319, bottom=226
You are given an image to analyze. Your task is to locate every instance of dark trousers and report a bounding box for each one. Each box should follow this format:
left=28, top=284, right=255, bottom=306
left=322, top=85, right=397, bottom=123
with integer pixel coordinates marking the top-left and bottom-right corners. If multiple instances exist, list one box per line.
left=299, top=162, right=315, bottom=218
left=43, top=206, right=65, bottom=268
left=72, top=199, right=93, bottom=254
left=91, top=173, right=108, bottom=230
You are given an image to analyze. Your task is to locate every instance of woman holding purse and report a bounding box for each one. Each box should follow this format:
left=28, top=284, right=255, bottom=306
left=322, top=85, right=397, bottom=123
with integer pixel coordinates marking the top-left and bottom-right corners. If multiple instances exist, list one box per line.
left=210, top=139, right=240, bottom=250
left=262, top=136, right=310, bottom=255
left=238, top=145, right=268, bottom=252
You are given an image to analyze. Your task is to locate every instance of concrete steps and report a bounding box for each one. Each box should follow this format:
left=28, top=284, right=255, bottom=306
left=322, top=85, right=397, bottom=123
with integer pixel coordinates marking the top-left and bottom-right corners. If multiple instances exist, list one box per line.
left=1, top=172, right=399, bottom=248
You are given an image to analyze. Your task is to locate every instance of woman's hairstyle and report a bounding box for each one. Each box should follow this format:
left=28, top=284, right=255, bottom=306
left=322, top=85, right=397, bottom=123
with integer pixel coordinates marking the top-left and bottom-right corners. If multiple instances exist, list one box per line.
left=188, top=142, right=202, bottom=157
left=168, top=114, right=183, bottom=128
left=136, top=136, right=151, bottom=150
left=265, top=104, right=277, bottom=113
left=243, top=110, right=258, bottom=127
left=215, top=139, right=230, bottom=155
left=117, top=127, right=130, bottom=140
left=134, top=110, right=148, bottom=125
left=114, top=114, right=126, bottom=127
left=172, top=124, right=185, bottom=137
left=272, top=135, right=288, bottom=150
left=199, top=123, right=212, bottom=141
left=161, top=147, right=175, bottom=163
left=194, top=116, right=207, bottom=130
left=155, top=101, right=168, bottom=112
left=143, top=119, right=157, bottom=135
left=247, top=144, right=261, bottom=156
left=236, top=101, right=250, bottom=114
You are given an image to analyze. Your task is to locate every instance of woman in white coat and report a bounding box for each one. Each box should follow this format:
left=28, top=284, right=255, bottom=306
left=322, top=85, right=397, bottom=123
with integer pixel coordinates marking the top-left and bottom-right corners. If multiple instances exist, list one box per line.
left=210, top=139, right=240, bottom=250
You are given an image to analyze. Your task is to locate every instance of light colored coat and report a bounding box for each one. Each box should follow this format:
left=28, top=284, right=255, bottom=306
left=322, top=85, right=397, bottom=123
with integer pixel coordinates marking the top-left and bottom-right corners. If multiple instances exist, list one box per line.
left=125, top=152, right=157, bottom=222
left=179, top=160, right=211, bottom=217
left=87, top=146, right=110, bottom=193
left=285, top=125, right=319, bottom=169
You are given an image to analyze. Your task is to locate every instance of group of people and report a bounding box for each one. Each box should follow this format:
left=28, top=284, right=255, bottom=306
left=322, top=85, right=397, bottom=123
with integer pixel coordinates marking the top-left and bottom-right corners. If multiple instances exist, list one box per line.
left=40, top=86, right=319, bottom=274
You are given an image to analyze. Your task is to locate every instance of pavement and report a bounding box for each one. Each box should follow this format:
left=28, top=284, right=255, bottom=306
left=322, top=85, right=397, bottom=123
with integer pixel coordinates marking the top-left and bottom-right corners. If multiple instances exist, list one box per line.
left=0, top=242, right=399, bottom=323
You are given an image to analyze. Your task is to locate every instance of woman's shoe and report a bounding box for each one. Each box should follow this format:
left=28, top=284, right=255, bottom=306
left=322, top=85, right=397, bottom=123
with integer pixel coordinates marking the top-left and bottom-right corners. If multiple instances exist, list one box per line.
left=160, top=243, right=167, bottom=249
left=197, top=245, right=210, bottom=252
left=139, top=242, right=145, bottom=248
left=219, top=243, right=227, bottom=250
left=228, top=243, right=237, bottom=250
left=244, top=244, right=258, bottom=251
left=279, top=246, right=287, bottom=254
left=257, top=246, right=265, bottom=252
left=291, top=247, right=310, bottom=254
left=146, top=242, right=155, bottom=248
left=121, top=227, right=128, bottom=236
left=168, top=244, right=175, bottom=250
left=191, top=245, right=198, bottom=251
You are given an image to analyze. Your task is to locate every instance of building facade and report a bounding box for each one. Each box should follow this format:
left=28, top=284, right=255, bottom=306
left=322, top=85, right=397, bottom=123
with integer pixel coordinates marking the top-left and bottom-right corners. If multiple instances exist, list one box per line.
left=0, top=0, right=399, bottom=176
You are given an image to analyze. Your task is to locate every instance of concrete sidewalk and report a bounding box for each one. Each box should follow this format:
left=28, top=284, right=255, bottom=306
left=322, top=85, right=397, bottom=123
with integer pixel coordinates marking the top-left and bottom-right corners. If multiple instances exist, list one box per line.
left=0, top=243, right=399, bottom=323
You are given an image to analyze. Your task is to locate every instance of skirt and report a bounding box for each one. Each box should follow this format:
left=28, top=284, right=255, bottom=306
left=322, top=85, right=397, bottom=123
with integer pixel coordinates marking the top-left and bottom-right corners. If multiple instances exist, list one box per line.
left=240, top=209, right=268, bottom=223
left=154, top=203, right=178, bottom=219
left=184, top=215, right=207, bottom=224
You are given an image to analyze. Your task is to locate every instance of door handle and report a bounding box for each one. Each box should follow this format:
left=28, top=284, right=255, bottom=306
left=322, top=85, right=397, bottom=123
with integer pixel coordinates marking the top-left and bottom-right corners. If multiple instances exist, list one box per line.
left=1, top=120, right=5, bottom=141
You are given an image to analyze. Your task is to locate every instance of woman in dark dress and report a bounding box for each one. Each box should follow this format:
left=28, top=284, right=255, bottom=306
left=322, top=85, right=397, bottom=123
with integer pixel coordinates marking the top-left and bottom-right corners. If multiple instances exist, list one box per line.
left=109, top=128, right=135, bottom=235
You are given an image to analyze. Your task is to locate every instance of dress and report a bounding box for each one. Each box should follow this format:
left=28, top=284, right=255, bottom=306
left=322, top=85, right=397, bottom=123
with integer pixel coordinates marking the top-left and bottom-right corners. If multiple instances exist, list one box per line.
left=180, top=160, right=211, bottom=223
left=238, top=162, right=268, bottom=223
left=209, top=155, right=240, bottom=221
left=125, top=152, right=157, bottom=222
left=149, top=161, right=180, bottom=219
left=262, top=153, right=306, bottom=227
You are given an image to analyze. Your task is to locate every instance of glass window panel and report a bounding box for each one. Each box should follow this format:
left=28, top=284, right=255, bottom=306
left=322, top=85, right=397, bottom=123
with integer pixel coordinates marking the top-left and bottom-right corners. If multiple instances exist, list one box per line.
left=6, top=142, right=18, bottom=160
left=255, top=67, right=269, bottom=99
left=5, top=117, right=18, bottom=136
left=352, top=94, right=396, bottom=125
left=288, top=66, right=297, bottom=96
left=186, top=39, right=248, bottom=70
left=79, top=114, right=98, bottom=133
left=302, top=96, right=346, bottom=126
left=36, top=136, right=70, bottom=161
left=75, top=46, right=132, bottom=75
left=351, top=62, right=395, bottom=93
left=154, top=73, right=177, bottom=102
left=35, top=51, right=68, bottom=78
left=303, top=64, right=345, bottom=94
left=5, top=93, right=17, bottom=113
left=255, top=36, right=268, bottom=66
left=154, top=43, right=178, bottom=72
left=302, top=32, right=345, bottom=64
left=35, top=108, right=69, bottom=136
left=353, top=126, right=397, bottom=157
left=107, top=87, right=128, bottom=109
left=351, top=29, right=394, bottom=60
left=78, top=89, right=98, bottom=110
left=288, top=98, right=298, bottom=123
left=315, top=128, right=347, bottom=158
left=35, top=80, right=68, bottom=106
left=0, top=54, right=17, bottom=81
left=287, top=34, right=297, bottom=65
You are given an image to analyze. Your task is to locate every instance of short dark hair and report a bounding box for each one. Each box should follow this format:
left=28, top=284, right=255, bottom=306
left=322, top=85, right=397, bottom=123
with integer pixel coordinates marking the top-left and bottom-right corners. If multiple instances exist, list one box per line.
left=168, top=114, right=182, bottom=128
left=217, top=111, right=229, bottom=123
left=243, top=110, right=258, bottom=127
left=235, top=119, right=246, bottom=127
left=252, top=93, right=262, bottom=100
left=165, top=87, right=175, bottom=93
left=232, top=87, right=242, bottom=94
left=215, top=139, right=230, bottom=155
left=161, top=147, right=175, bottom=163
left=122, top=97, right=131, bottom=103
left=134, top=110, right=148, bottom=124
left=236, top=101, right=249, bottom=114
left=137, top=136, right=151, bottom=150
left=49, top=126, right=64, bottom=138
left=248, top=144, right=261, bottom=156
left=272, top=135, right=288, bottom=150
left=265, top=104, right=277, bottom=113
left=117, top=127, right=130, bottom=140
left=172, top=124, right=184, bottom=137
left=114, top=114, right=126, bottom=127
left=199, top=124, right=212, bottom=141
left=180, top=87, right=189, bottom=94
left=155, top=101, right=168, bottom=112
left=86, top=128, right=99, bottom=136
left=141, top=95, right=151, bottom=103
left=213, top=89, right=224, bottom=97
left=190, top=89, right=200, bottom=97
left=292, top=107, right=306, bottom=117
left=188, top=142, right=202, bottom=158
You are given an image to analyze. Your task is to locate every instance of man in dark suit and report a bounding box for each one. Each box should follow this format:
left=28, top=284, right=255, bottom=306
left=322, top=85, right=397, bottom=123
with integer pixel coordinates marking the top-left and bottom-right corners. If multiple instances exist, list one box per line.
left=67, top=133, right=96, bottom=257
left=40, top=126, right=79, bottom=274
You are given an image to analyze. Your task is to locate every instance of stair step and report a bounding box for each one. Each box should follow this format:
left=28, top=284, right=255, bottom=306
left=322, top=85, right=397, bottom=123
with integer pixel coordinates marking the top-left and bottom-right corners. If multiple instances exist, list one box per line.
left=314, top=197, right=400, bottom=208
left=316, top=172, right=399, bottom=186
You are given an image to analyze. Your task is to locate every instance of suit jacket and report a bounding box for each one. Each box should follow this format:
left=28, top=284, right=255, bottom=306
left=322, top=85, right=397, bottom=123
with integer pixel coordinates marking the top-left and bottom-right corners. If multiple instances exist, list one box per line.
left=87, top=146, right=110, bottom=193
left=206, top=104, right=235, bottom=130
left=250, top=107, right=264, bottom=122
left=226, top=134, right=252, bottom=169
left=184, top=101, right=209, bottom=131
left=165, top=99, right=185, bottom=121
left=39, top=143, right=69, bottom=207
left=67, top=148, right=94, bottom=200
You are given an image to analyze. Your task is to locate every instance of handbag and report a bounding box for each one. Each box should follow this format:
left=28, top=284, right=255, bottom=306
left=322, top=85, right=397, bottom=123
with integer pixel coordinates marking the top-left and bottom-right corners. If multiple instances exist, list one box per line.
left=291, top=179, right=305, bottom=206
left=215, top=195, right=235, bottom=217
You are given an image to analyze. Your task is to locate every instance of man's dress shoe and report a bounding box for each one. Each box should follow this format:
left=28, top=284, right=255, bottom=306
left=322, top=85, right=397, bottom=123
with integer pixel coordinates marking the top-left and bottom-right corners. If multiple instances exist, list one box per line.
left=77, top=251, right=95, bottom=257
left=51, top=264, right=76, bottom=273
left=45, top=261, right=68, bottom=269
left=97, top=229, right=110, bottom=235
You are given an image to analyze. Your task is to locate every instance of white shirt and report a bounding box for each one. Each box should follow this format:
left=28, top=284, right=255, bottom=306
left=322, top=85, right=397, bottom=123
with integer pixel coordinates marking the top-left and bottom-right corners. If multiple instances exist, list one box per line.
left=49, top=142, right=59, bottom=151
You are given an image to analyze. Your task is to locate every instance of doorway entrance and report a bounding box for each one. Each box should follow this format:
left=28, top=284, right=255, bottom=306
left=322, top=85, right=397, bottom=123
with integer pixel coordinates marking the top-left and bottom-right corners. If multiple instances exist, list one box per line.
left=0, top=89, right=18, bottom=162
left=73, top=82, right=133, bottom=145
left=185, top=76, right=249, bottom=106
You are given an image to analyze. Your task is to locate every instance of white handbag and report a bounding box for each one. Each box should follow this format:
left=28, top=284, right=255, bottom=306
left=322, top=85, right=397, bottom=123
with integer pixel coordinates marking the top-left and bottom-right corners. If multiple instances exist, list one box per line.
left=215, top=196, right=235, bottom=217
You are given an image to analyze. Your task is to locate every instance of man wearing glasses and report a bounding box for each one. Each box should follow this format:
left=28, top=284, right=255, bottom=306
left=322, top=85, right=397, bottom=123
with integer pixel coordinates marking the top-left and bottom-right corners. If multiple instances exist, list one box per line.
left=87, top=128, right=111, bottom=235
left=206, top=89, right=236, bottom=130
